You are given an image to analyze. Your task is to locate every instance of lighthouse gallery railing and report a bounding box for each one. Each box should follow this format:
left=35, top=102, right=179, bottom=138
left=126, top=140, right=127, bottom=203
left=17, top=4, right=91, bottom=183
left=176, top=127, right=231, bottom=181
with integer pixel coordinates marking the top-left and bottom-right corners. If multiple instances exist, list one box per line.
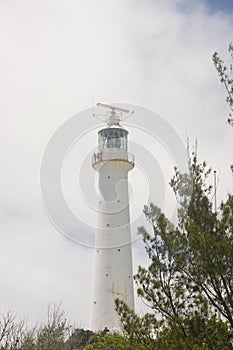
left=92, top=150, right=134, bottom=166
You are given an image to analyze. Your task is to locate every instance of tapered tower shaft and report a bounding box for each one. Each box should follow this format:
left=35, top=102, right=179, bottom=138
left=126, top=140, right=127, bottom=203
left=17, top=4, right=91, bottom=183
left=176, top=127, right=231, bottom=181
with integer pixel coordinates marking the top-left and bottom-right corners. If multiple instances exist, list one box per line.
left=90, top=111, right=134, bottom=332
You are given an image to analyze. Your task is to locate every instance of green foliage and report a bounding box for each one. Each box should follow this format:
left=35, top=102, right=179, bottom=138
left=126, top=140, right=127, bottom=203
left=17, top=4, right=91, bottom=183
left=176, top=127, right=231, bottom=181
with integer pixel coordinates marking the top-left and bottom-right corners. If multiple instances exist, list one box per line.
left=66, top=328, right=94, bottom=349
left=156, top=314, right=232, bottom=350
left=83, top=333, right=132, bottom=350
left=115, top=301, right=233, bottom=349
left=115, top=299, right=157, bottom=349
left=213, top=43, right=233, bottom=126
left=122, top=155, right=233, bottom=348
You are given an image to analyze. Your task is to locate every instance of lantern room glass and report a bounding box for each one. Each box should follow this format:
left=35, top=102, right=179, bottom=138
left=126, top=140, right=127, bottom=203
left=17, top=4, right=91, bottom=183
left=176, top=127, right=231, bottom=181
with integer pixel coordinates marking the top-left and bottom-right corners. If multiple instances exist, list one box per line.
left=98, top=128, right=128, bottom=151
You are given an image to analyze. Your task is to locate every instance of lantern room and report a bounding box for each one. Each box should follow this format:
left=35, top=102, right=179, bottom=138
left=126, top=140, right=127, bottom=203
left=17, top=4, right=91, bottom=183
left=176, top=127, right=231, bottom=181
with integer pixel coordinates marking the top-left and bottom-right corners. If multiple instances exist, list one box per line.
left=98, top=126, right=128, bottom=152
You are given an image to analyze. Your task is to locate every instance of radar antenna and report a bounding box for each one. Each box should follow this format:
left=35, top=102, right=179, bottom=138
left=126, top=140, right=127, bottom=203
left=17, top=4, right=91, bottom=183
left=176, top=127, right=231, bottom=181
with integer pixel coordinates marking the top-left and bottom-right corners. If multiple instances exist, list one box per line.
left=93, top=102, right=134, bottom=126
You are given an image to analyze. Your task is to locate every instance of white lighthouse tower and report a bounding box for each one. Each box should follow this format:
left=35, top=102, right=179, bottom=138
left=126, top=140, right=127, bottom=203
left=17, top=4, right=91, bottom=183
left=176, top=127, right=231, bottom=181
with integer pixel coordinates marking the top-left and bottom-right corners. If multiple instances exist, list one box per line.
left=90, top=103, right=135, bottom=332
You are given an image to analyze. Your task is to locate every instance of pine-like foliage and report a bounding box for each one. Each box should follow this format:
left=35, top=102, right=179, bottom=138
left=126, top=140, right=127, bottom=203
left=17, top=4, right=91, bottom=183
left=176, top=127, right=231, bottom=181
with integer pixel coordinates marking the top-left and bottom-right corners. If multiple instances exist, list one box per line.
left=116, top=155, right=233, bottom=349
left=213, top=44, right=233, bottom=126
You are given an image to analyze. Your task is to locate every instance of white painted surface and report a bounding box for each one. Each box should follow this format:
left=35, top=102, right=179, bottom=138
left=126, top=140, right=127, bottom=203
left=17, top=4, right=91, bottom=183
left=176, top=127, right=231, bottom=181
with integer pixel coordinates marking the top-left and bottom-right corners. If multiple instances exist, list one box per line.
left=90, top=148, right=134, bottom=332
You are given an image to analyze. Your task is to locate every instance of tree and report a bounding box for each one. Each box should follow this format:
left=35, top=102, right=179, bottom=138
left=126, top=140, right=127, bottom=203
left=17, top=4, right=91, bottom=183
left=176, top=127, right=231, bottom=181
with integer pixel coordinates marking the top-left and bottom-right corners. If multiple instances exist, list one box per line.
left=115, top=299, right=157, bottom=349
left=0, top=310, right=16, bottom=347
left=155, top=314, right=232, bottom=350
left=115, top=296, right=232, bottom=350
left=36, top=303, right=70, bottom=350
left=83, top=333, right=132, bottom=350
left=0, top=305, right=96, bottom=350
left=116, top=155, right=233, bottom=348
left=170, top=157, right=233, bottom=327
left=213, top=43, right=233, bottom=126
left=66, top=328, right=94, bottom=350
left=0, top=310, right=36, bottom=350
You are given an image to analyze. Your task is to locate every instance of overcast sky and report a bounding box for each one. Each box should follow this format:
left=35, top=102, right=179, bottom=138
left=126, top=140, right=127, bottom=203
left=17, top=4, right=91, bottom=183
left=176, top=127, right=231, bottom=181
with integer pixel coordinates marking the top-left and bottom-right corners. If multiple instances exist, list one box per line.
left=0, top=0, right=233, bottom=329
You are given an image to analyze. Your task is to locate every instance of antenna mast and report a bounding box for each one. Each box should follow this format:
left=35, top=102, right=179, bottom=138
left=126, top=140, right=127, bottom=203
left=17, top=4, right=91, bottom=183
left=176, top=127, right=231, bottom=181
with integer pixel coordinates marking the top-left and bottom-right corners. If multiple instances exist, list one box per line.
left=95, top=103, right=132, bottom=126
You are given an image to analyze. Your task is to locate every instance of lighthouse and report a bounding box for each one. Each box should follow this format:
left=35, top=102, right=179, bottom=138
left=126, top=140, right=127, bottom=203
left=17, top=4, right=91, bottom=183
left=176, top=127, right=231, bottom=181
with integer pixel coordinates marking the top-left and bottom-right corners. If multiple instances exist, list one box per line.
left=90, top=103, right=135, bottom=332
